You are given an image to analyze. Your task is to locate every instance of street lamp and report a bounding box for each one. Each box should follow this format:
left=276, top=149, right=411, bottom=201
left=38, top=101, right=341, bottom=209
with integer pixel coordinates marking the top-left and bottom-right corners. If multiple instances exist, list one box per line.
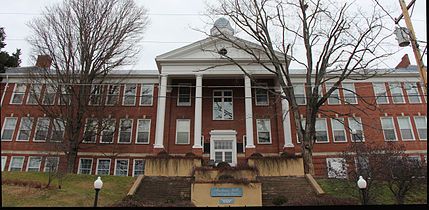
left=357, top=176, right=367, bottom=205
left=93, top=176, right=103, bottom=207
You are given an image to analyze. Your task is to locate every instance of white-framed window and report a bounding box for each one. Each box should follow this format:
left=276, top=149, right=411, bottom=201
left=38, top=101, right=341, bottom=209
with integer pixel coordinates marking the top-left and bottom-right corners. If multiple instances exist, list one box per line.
left=331, top=118, right=346, bottom=142
left=420, top=82, right=427, bottom=102
left=256, top=119, right=272, bottom=144
left=389, top=82, right=405, bottom=104
left=213, top=90, right=233, bottom=120
left=114, top=159, right=129, bottom=176
left=27, top=156, right=42, bottom=172
left=177, top=84, right=191, bottom=106
left=136, top=119, right=150, bottom=144
left=96, top=159, right=111, bottom=175
left=123, top=84, right=137, bottom=106
left=1, top=156, right=7, bottom=171
left=9, top=156, right=24, bottom=171
left=89, top=85, right=102, bottom=105
left=17, top=117, right=33, bottom=141
left=100, top=119, right=115, bottom=143
left=83, top=118, right=97, bottom=143
left=51, top=119, right=65, bottom=142
left=1, top=117, right=18, bottom=141
left=140, top=84, right=154, bottom=106
left=373, top=83, right=389, bottom=104
left=404, top=82, right=421, bottom=103
left=326, top=83, right=341, bottom=105
left=106, top=84, right=119, bottom=106
left=294, top=84, right=306, bottom=105
left=414, top=116, right=427, bottom=140
left=176, top=119, right=190, bottom=144
left=42, top=85, right=56, bottom=105
left=10, top=83, right=26, bottom=104
left=26, top=84, right=42, bottom=105
left=326, top=158, right=347, bottom=179
left=255, top=84, right=269, bottom=106
left=348, top=117, right=364, bottom=142
left=397, top=117, right=415, bottom=140
left=118, top=119, right=133, bottom=144
left=381, top=117, right=397, bottom=141
left=34, top=118, right=50, bottom=142
left=315, top=118, right=329, bottom=143
left=78, top=158, right=93, bottom=175
left=133, top=159, right=145, bottom=177
left=44, top=157, right=59, bottom=172
left=59, top=85, right=72, bottom=105
left=213, top=140, right=234, bottom=165
left=342, top=83, right=357, bottom=104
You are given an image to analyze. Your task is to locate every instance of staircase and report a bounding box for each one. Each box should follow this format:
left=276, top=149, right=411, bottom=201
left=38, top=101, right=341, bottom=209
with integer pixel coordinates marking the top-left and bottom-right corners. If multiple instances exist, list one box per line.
left=133, top=176, right=193, bottom=205
left=259, top=176, right=316, bottom=206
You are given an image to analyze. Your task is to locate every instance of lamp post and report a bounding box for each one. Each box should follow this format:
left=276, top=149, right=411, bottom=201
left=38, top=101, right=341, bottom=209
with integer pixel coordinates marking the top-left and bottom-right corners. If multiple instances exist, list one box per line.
left=93, top=176, right=103, bottom=207
left=357, top=176, right=367, bottom=205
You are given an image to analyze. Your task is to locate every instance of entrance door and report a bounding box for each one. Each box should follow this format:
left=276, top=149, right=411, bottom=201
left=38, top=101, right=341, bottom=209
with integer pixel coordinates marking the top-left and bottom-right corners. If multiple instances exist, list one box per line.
left=210, top=130, right=237, bottom=166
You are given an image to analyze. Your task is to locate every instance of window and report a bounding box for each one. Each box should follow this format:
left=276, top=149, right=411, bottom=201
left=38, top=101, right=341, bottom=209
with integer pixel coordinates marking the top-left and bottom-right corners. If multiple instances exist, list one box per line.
left=420, top=82, right=427, bottom=102
left=10, top=83, right=26, bottom=104
left=1, top=156, right=6, bottom=171
left=136, top=119, right=150, bottom=144
left=9, top=156, right=24, bottom=171
left=106, top=85, right=119, bottom=106
left=255, top=84, right=269, bottom=106
left=27, top=84, right=42, bottom=105
left=177, top=84, right=191, bottom=106
left=342, top=83, right=357, bottom=104
left=414, top=116, right=427, bottom=140
left=118, top=119, right=133, bottom=144
left=123, top=84, right=137, bottom=106
left=176, top=119, right=190, bottom=144
left=96, top=159, right=111, bottom=175
left=17, top=117, right=33, bottom=141
left=100, top=119, right=115, bottom=143
left=133, top=159, right=145, bottom=176
left=389, top=82, right=405, bottom=103
left=27, top=157, right=42, bottom=172
left=59, top=85, right=72, bottom=105
left=114, top=159, right=129, bottom=176
left=89, top=85, right=102, bottom=105
left=1, top=117, right=18, bottom=141
left=315, top=119, right=329, bottom=143
left=331, top=118, right=346, bottom=142
left=42, top=85, right=56, bottom=105
left=140, top=84, right=154, bottom=106
left=355, top=156, right=370, bottom=178
left=294, top=84, right=306, bottom=105
left=34, top=118, right=50, bottom=142
left=381, top=117, right=397, bottom=141
left=404, top=82, right=421, bottom=103
left=326, top=158, right=347, bottom=179
left=373, top=83, right=389, bottom=104
left=213, top=90, right=233, bottom=120
left=83, top=118, right=97, bottom=143
left=348, top=117, right=364, bottom=142
left=213, top=140, right=234, bottom=165
left=326, top=83, right=340, bottom=104
left=256, top=119, right=271, bottom=144
left=44, top=157, right=59, bottom=172
left=397, top=117, right=415, bottom=140
left=51, top=119, right=65, bottom=142
left=78, top=158, right=93, bottom=175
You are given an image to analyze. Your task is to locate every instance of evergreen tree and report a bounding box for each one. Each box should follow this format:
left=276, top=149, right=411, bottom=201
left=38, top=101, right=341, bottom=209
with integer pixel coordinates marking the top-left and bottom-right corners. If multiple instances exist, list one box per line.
left=0, top=27, right=21, bottom=73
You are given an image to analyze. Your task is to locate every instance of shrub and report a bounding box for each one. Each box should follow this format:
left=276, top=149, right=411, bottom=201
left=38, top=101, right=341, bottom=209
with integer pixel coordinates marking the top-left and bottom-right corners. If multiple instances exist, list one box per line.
left=216, top=161, right=231, bottom=169
left=272, top=195, right=288, bottom=206
left=250, top=153, right=263, bottom=158
left=280, top=152, right=296, bottom=158
left=185, top=152, right=196, bottom=157
left=157, top=150, right=170, bottom=157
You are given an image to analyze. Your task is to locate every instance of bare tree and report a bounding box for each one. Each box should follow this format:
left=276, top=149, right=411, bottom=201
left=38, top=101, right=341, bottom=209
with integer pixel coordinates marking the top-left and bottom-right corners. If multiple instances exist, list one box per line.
left=204, top=0, right=394, bottom=174
left=26, top=0, right=149, bottom=173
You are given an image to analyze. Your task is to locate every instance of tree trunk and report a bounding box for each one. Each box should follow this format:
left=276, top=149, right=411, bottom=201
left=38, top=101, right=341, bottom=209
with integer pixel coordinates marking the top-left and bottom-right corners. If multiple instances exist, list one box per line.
left=66, top=150, right=78, bottom=173
left=302, top=143, right=315, bottom=175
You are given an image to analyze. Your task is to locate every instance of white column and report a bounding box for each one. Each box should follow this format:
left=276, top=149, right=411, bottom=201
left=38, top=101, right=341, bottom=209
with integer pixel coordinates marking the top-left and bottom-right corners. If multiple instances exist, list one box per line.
left=244, top=76, right=255, bottom=148
left=193, top=74, right=203, bottom=149
left=281, top=88, right=294, bottom=148
left=154, top=74, right=168, bottom=149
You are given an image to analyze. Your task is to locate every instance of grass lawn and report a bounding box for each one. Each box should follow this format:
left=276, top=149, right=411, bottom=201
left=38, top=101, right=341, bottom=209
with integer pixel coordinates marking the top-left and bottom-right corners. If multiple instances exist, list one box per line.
left=317, top=178, right=427, bottom=205
left=1, top=171, right=135, bottom=207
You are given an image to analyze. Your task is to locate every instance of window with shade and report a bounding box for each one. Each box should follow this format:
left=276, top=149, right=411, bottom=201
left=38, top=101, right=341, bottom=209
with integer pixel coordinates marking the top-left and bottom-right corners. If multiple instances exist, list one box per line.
left=256, top=119, right=271, bottom=144
left=326, top=83, right=341, bottom=105
left=1, top=117, right=17, bottom=141
left=10, top=84, right=26, bottom=104
left=342, top=83, right=357, bottom=104
left=140, top=84, right=154, bottom=106
left=17, top=117, right=33, bottom=141
left=136, top=119, right=151, bottom=144
left=397, top=117, right=415, bottom=140
left=9, top=156, right=24, bottom=171
left=96, top=159, right=111, bottom=175
left=389, top=82, right=405, bottom=103
left=123, top=84, right=137, bottom=106
left=133, top=159, right=145, bottom=177
left=331, top=118, right=346, bottom=142
left=373, top=83, right=389, bottom=104
left=34, top=118, right=50, bottom=142
left=118, top=119, right=133, bottom=144
left=115, top=159, right=129, bottom=176
left=27, top=157, right=42, bottom=172
left=315, top=119, right=329, bottom=143
left=348, top=117, right=364, bottom=142
left=176, top=119, right=190, bottom=144
left=381, top=117, right=397, bottom=141
left=404, top=82, right=421, bottom=103
left=294, top=84, right=306, bottom=105
left=27, top=84, right=42, bottom=105
left=78, top=158, right=93, bottom=175
left=414, top=116, right=427, bottom=140
left=177, top=84, right=191, bottom=106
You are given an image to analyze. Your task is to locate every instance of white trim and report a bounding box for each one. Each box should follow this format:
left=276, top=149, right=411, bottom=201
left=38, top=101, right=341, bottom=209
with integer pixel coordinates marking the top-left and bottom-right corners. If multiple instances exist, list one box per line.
left=9, top=156, right=25, bottom=171
left=33, top=117, right=50, bottom=142
left=315, top=118, right=330, bottom=143
left=9, top=83, right=26, bottom=105
left=1, top=156, right=7, bottom=171
left=256, top=119, right=272, bottom=144
left=132, top=159, right=145, bottom=177
left=16, top=117, right=34, bottom=142
left=1, top=117, right=18, bottom=141
left=397, top=116, right=416, bottom=141
left=26, top=156, right=42, bottom=172
left=136, top=119, right=151, bottom=144
left=0, top=82, right=8, bottom=106
left=26, top=84, right=41, bottom=105
left=78, top=158, right=93, bottom=175
left=381, top=117, right=398, bottom=141
left=389, top=82, right=406, bottom=104
left=342, top=83, right=358, bottom=105
left=326, top=83, right=341, bottom=105
left=118, top=119, right=133, bottom=144
left=105, top=84, right=120, bottom=106
left=140, top=84, right=154, bottom=106
left=96, top=158, right=111, bottom=175
left=175, top=119, right=191, bottom=144
left=0, top=150, right=151, bottom=157
left=43, top=156, right=60, bottom=172
left=177, top=83, right=192, bottom=106
left=114, top=159, right=130, bottom=176
left=254, top=83, right=269, bottom=106
left=209, top=130, right=237, bottom=166
left=294, top=84, right=306, bottom=105
left=331, top=118, right=347, bottom=143
left=373, top=82, right=390, bottom=104
left=348, top=117, right=365, bottom=142
left=213, top=90, right=234, bottom=121
left=122, top=84, right=137, bottom=106
left=413, top=116, right=427, bottom=141
left=404, top=82, right=422, bottom=104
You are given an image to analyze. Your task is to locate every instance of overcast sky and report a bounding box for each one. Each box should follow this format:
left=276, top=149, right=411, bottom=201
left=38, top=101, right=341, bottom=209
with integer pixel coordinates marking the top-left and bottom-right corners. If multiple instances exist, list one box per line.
left=0, top=0, right=426, bottom=71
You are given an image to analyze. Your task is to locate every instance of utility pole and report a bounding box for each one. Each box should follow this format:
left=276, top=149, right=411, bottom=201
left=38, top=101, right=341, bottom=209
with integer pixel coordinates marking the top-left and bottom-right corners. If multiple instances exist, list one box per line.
left=395, top=0, right=427, bottom=90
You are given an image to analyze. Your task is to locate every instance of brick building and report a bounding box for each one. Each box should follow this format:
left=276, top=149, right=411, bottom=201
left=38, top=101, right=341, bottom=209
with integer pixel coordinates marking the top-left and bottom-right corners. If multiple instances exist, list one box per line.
left=1, top=20, right=427, bottom=178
